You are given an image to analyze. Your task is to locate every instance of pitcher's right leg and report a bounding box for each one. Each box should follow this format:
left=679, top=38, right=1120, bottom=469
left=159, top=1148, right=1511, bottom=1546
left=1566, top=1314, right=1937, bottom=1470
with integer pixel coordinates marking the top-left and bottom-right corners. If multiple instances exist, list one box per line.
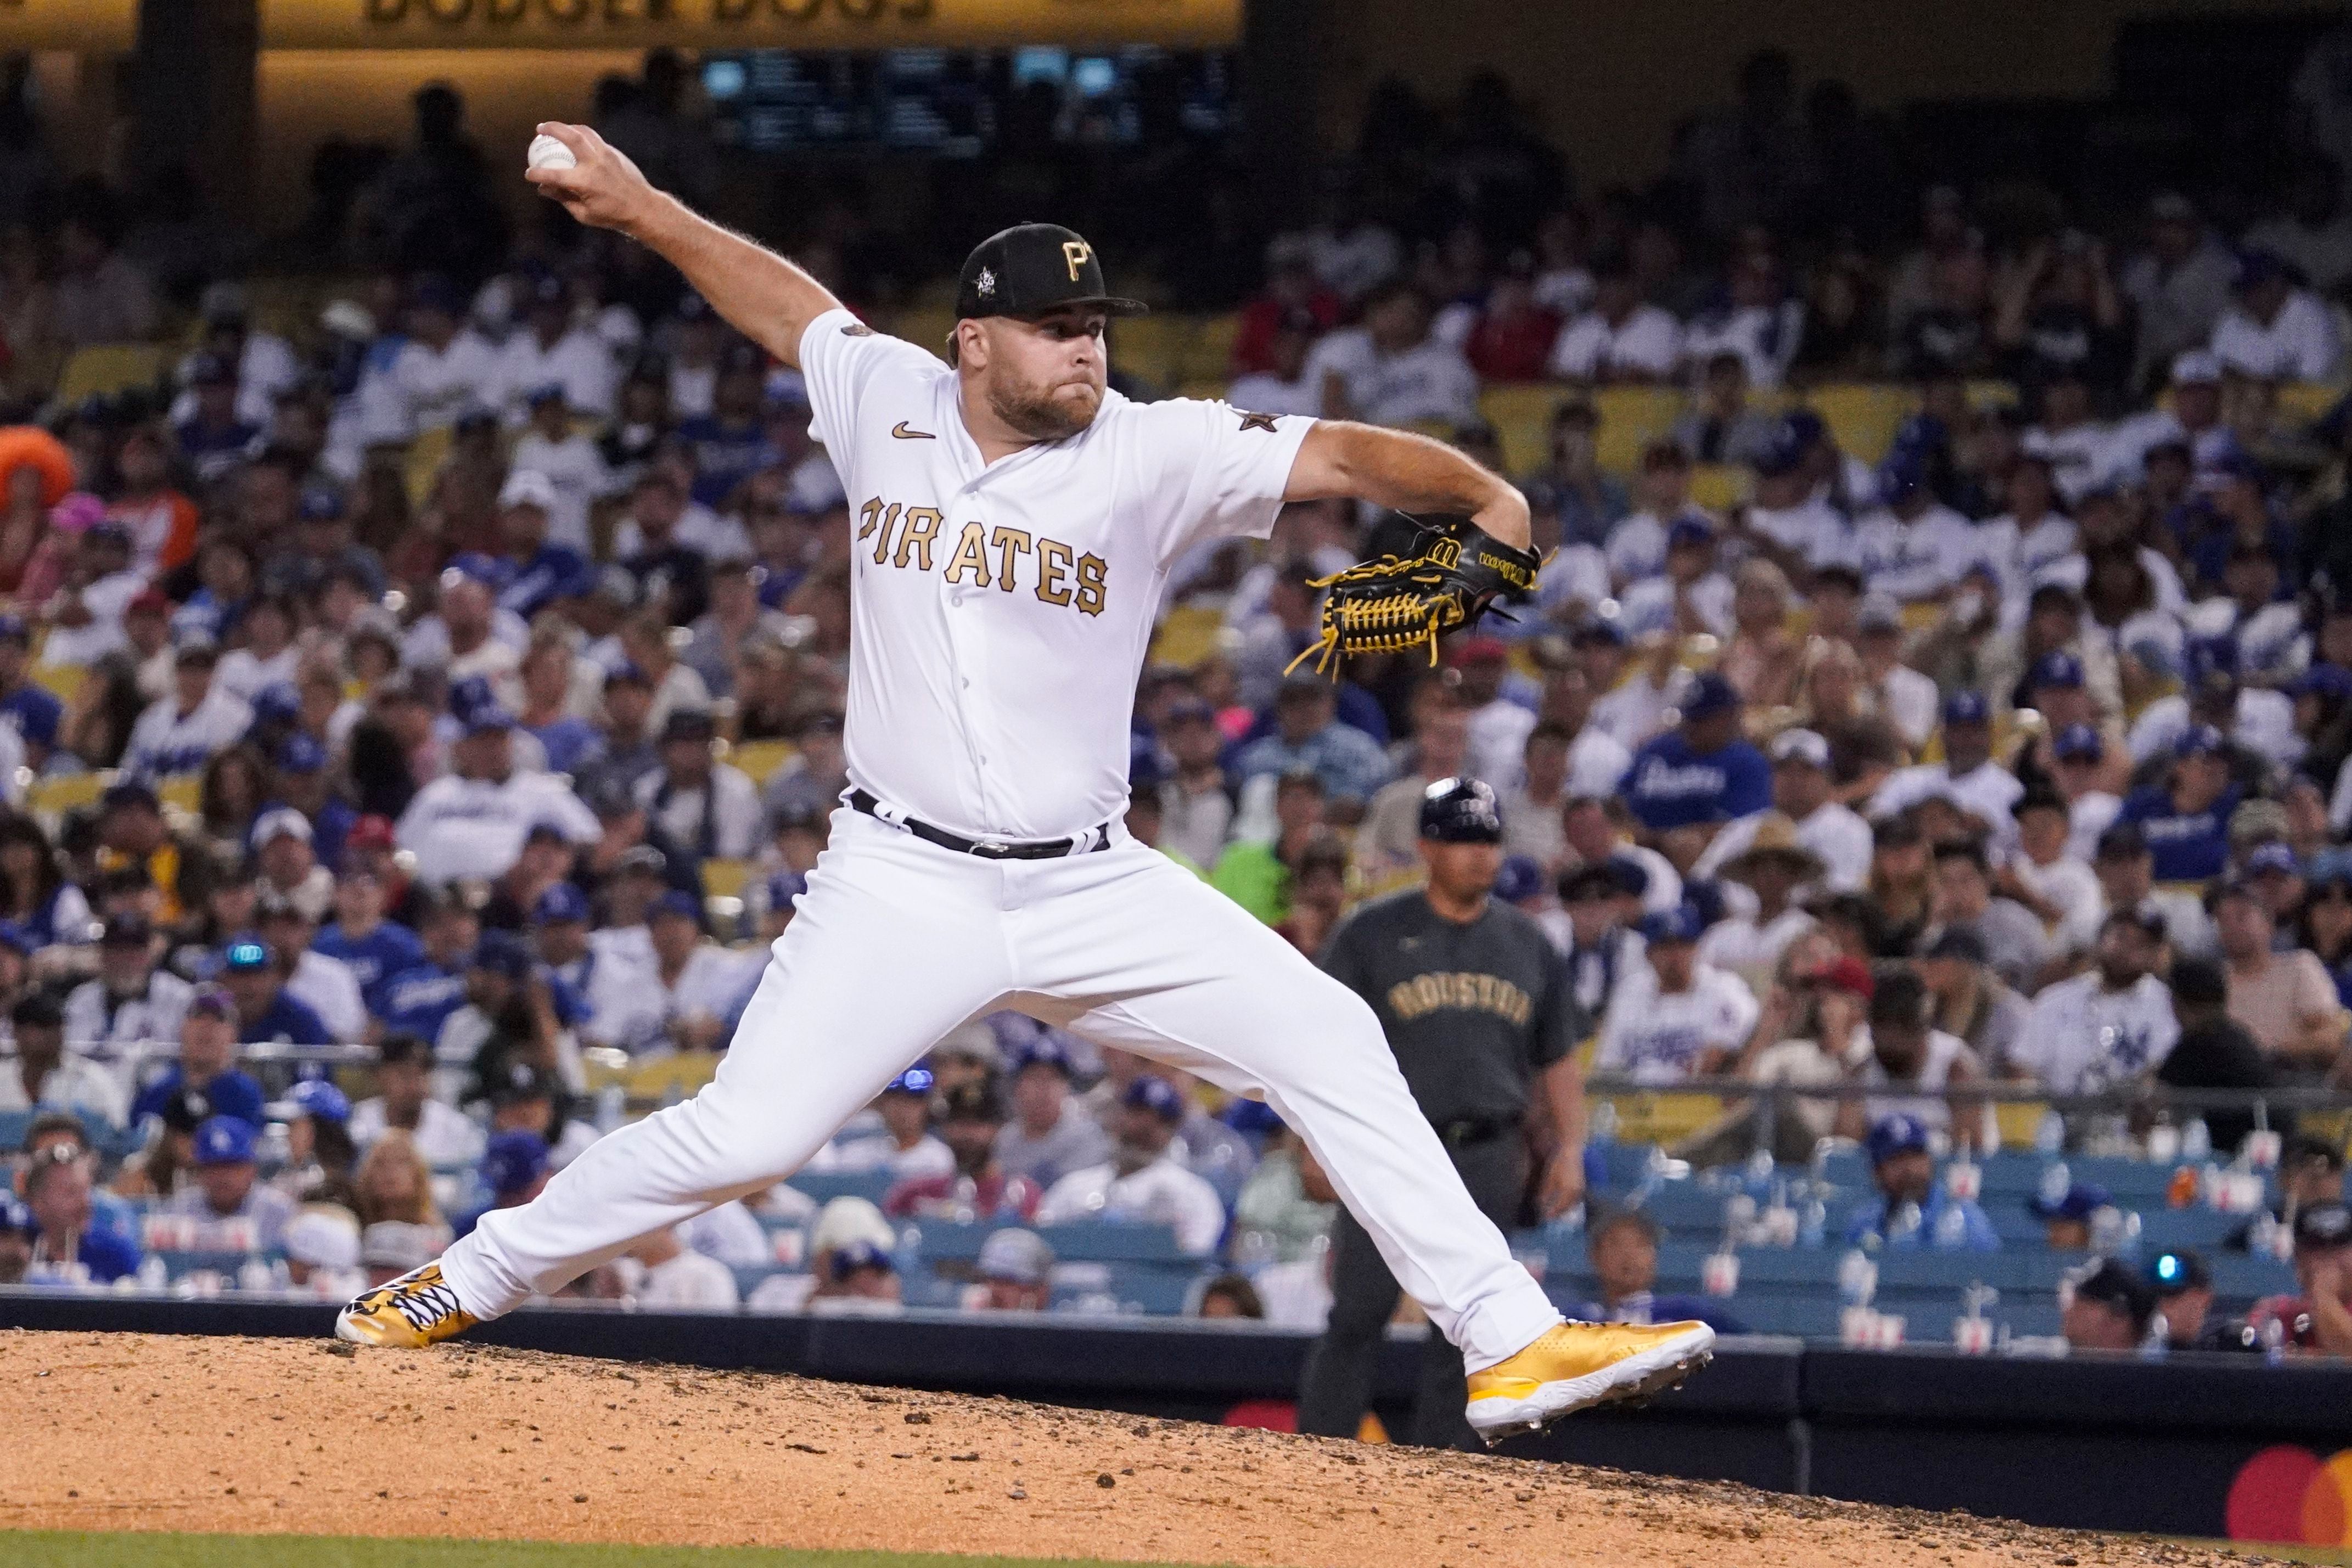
left=340, top=813, right=1013, bottom=1343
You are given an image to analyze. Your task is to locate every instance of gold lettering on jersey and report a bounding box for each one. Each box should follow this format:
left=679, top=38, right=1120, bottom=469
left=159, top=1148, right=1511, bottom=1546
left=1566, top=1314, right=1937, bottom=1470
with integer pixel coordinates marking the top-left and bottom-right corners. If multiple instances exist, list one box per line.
left=943, top=521, right=992, bottom=587
left=989, top=526, right=1033, bottom=591
left=895, top=507, right=942, bottom=572
left=1035, top=539, right=1074, bottom=606
left=1385, top=971, right=1534, bottom=1027
left=856, top=493, right=1108, bottom=617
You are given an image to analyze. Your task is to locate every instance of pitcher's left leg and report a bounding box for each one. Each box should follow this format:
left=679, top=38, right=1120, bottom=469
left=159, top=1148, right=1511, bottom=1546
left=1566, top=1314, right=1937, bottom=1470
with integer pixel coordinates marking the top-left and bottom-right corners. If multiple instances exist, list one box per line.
left=1026, top=845, right=1711, bottom=1437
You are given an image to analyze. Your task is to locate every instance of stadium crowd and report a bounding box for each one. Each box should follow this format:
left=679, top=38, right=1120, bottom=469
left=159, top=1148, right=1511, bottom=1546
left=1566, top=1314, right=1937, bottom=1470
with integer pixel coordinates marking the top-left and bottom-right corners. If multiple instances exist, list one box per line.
left=0, top=44, right=2346, bottom=1358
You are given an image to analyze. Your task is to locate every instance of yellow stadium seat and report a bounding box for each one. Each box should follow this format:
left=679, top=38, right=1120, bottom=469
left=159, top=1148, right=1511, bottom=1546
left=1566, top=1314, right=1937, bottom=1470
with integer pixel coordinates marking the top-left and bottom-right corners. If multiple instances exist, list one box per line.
left=27, top=771, right=109, bottom=821
left=1149, top=603, right=1228, bottom=670
left=1806, top=383, right=1914, bottom=464
left=1479, top=384, right=1568, bottom=475
left=403, top=425, right=453, bottom=511
left=1993, top=1100, right=2052, bottom=1150
left=1602, top=1091, right=1728, bottom=1147
left=1963, top=379, right=2020, bottom=411
left=1112, top=314, right=1187, bottom=391
left=1688, top=464, right=1747, bottom=511
left=1180, top=379, right=1231, bottom=404
left=2280, top=381, right=2344, bottom=423
left=27, top=664, right=82, bottom=704
left=157, top=775, right=202, bottom=815
left=700, top=858, right=752, bottom=901
left=54, top=343, right=168, bottom=404
left=581, top=1050, right=723, bottom=1106
left=727, top=739, right=794, bottom=786
left=1592, top=385, right=1687, bottom=476
left=1180, top=314, right=1240, bottom=384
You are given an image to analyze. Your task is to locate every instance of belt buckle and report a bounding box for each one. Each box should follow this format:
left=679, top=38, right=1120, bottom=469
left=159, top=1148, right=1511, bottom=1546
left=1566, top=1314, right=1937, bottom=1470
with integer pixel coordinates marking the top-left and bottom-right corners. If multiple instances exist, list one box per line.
left=970, top=839, right=1012, bottom=858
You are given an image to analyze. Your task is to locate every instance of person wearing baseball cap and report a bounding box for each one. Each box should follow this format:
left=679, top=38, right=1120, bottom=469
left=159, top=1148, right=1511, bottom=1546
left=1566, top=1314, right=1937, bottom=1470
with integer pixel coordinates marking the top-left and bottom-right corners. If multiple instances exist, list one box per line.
left=2064, top=1257, right=2159, bottom=1352
left=1620, top=670, right=1771, bottom=834
left=971, top=1226, right=1057, bottom=1312
left=1842, top=1111, right=1999, bottom=1252
left=465, top=1131, right=554, bottom=1231
left=1589, top=902, right=1758, bottom=1087
left=221, top=934, right=335, bottom=1048
left=2143, top=1249, right=2241, bottom=1352
left=884, top=1079, right=1039, bottom=1224
left=1615, top=512, right=1732, bottom=641
left=168, top=1114, right=296, bottom=1251
left=2112, top=720, right=2240, bottom=884
left=996, top=1036, right=1110, bottom=1190
left=2011, top=904, right=2179, bottom=1094
left=1034, top=1075, right=1224, bottom=1257
left=1870, top=688, right=2024, bottom=835
left=124, top=980, right=266, bottom=1130
left=1705, top=727, right=1870, bottom=892
left=2241, top=1201, right=2352, bottom=1356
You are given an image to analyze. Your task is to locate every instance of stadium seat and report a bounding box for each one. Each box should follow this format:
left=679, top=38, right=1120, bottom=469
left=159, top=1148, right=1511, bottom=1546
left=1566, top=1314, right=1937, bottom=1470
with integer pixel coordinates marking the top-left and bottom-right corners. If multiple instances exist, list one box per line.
left=0, top=1109, right=30, bottom=1152
left=54, top=342, right=168, bottom=404
left=26, top=771, right=110, bottom=823
left=784, top=1168, right=897, bottom=1207
left=700, top=858, right=752, bottom=901
left=1592, top=385, right=1686, bottom=475
left=1148, top=603, right=1228, bottom=670
left=727, top=739, right=793, bottom=786
left=1597, top=1091, right=1727, bottom=1147
left=1805, top=383, right=1912, bottom=464
left=1110, top=314, right=1188, bottom=392
left=156, top=775, right=202, bottom=816
left=1688, top=464, right=1747, bottom=511
left=2279, top=381, right=2343, bottom=424
left=1479, top=384, right=1568, bottom=475
left=886, top=308, right=956, bottom=363
left=1180, top=314, right=1240, bottom=384
left=28, top=663, right=83, bottom=704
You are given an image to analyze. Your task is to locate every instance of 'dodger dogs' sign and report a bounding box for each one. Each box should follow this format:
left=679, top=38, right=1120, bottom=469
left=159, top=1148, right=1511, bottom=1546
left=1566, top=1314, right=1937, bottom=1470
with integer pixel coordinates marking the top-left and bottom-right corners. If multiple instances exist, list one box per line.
left=260, top=0, right=1241, bottom=49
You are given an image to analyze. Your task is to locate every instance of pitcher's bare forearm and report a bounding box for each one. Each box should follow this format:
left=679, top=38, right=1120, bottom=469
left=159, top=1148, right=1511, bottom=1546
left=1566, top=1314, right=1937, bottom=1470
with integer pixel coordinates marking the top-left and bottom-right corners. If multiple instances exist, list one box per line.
left=1287, top=420, right=1531, bottom=550
left=526, top=121, right=839, bottom=369
left=628, top=198, right=839, bottom=370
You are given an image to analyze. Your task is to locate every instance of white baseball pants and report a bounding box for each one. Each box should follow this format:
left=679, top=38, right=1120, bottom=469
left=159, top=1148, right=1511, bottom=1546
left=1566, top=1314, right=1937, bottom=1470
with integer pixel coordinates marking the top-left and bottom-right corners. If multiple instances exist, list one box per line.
left=441, top=807, right=1562, bottom=1370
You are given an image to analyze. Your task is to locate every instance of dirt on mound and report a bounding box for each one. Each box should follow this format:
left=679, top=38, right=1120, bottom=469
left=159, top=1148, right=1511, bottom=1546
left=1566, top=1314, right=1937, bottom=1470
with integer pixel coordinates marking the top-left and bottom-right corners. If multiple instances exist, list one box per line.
left=0, top=1330, right=2253, bottom=1567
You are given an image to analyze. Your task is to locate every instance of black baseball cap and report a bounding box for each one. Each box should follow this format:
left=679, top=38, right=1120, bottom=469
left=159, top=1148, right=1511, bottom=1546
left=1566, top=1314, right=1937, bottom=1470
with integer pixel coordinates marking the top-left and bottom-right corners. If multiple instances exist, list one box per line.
left=2295, top=1202, right=2352, bottom=1251
left=955, top=224, right=1147, bottom=322
left=1418, top=777, right=1503, bottom=844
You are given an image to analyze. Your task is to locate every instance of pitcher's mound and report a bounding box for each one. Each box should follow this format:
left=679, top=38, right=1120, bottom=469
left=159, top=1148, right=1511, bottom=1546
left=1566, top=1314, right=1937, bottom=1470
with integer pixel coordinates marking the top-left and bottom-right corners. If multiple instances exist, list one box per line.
left=0, top=1330, right=2241, bottom=1567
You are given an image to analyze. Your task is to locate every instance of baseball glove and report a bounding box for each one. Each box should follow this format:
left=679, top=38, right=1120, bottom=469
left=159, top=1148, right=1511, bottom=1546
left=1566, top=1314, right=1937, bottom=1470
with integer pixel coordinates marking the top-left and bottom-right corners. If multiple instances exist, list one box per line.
left=1284, top=515, right=1542, bottom=676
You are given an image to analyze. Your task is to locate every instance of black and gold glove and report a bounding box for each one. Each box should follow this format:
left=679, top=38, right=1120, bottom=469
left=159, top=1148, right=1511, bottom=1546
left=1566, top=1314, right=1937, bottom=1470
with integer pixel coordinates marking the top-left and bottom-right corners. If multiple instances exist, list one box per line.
left=1284, top=515, right=1542, bottom=676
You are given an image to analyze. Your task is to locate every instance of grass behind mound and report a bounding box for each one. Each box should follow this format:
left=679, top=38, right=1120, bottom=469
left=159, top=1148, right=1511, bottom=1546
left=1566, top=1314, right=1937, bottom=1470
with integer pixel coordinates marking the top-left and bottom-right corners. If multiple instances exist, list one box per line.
left=3, top=1533, right=1202, bottom=1568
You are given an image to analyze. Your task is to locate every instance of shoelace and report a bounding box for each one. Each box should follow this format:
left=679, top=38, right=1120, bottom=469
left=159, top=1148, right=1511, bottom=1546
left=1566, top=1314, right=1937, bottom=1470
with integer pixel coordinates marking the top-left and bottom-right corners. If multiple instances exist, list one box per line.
left=380, top=1272, right=464, bottom=1333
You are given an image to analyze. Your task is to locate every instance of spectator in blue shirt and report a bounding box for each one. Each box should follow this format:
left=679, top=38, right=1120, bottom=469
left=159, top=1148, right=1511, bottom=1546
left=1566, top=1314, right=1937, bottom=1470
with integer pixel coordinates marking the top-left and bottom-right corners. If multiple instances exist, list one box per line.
left=268, top=733, right=357, bottom=872
left=221, top=935, right=334, bottom=1046
left=172, top=351, right=260, bottom=486
left=454, top=1129, right=553, bottom=1239
left=676, top=341, right=772, bottom=509
left=495, top=467, right=596, bottom=621
left=517, top=637, right=604, bottom=777
left=0, top=611, right=63, bottom=768
left=2029, top=1182, right=2114, bottom=1251
left=23, top=1142, right=141, bottom=1285
left=1842, top=1113, right=2000, bottom=1252
left=2114, top=725, right=2240, bottom=884
left=127, top=986, right=265, bottom=1129
left=1620, top=670, right=1772, bottom=832
left=314, top=864, right=426, bottom=1011
left=1232, top=676, right=1394, bottom=811
left=373, top=889, right=477, bottom=1043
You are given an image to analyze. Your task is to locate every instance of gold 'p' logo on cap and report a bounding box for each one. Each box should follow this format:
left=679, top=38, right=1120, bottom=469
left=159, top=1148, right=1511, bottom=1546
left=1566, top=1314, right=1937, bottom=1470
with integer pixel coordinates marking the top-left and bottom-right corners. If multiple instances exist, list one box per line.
left=1062, top=239, right=1092, bottom=281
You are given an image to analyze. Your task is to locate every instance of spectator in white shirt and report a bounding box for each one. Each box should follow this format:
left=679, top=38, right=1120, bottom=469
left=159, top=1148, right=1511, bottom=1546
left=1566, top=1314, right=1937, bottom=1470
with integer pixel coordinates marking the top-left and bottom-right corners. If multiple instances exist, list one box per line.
left=122, top=640, right=254, bottom=782
left=507, top=385, right=610, bottom=553
left=495, top=271, right=618, bottom=423
left=1679, top=251, right=1803, bottom=389
left=1855, top=449, right=1979, bottom=604
left=38, top=519, right=143, bottom=668
left=0, top=991, right=128, bottom=1127
left=211, top=593, right=301, bottom=706
left=394, top=705, right=601, bottom=887
left=1547, top=251, right=1682, bottom=382
left=2120, top=191, right=2239, bottom=392
left=622, top=1223, right=740, bottom=1308
left=1304, top=283, right=1479, bottom=428
left=1604, top=441, right=1716, bottom=588
left=349, top=1032, right=485, bottom=1168
left=2244, top=154, right=2352, bottom=295
left=1618, top=515, right=1734, bottom=640
left=2209, top=248, right=2343, bottom=383
left=632, top=706, right=761, bottom=866
left=1035, top=1074, right=1227, bottom=1256
left=355, top=274, right=501, bottom=443
left=173, top=284, right=301, bottom=429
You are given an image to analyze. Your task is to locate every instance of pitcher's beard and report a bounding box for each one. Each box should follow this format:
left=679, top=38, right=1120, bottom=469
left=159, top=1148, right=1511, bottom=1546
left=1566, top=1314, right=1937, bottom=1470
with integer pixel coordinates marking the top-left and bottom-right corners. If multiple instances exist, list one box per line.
left=990, top=378, right=1100, bottom=441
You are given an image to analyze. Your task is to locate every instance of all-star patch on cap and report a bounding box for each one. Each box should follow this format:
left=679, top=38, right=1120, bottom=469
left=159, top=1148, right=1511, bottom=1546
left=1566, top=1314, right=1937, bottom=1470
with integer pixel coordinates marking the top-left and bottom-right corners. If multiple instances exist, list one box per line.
left=955, top=224, right=1147, bottom=322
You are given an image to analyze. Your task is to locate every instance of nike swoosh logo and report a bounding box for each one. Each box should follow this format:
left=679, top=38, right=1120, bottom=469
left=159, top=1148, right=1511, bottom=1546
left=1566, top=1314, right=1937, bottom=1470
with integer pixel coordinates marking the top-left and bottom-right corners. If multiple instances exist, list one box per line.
left=891, top=422, right=935, bottom=440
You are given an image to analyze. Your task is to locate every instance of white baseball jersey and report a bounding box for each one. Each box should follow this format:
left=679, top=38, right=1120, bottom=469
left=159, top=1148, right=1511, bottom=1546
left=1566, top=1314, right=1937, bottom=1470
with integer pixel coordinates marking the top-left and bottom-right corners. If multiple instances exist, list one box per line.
left=1591, top=963, right=1760, bottom=1086
left=394, top=768, right=601, bottom=887
left=1850, top=504, right=1980, bottom=602
left=122, top=688, right=254, bottom=781
left=799, top=307, right=1309, bottom=840
left=1693, top=800, right=1873, bottom=892
left=2011, top=971, right=2178, bottom=1094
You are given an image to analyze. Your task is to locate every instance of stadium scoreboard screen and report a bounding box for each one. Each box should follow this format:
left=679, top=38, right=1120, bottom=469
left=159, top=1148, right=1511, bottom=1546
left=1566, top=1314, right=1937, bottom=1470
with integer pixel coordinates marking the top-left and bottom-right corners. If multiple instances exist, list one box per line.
left=700, top=46, right=1234, bottom=156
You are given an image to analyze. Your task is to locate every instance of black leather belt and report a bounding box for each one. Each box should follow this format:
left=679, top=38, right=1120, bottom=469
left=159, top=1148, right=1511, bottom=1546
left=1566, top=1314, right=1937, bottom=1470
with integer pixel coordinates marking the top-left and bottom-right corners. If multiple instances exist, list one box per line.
left=1434, top=1114, right=1522, bottom=1150
left=850, top=789, right=1113, bottom=861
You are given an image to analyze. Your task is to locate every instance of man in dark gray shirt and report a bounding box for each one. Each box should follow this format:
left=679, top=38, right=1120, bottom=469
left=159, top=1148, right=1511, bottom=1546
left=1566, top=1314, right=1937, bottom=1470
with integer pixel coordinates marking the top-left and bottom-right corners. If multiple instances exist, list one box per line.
left=1298, top=777, right=1586, bottom=1448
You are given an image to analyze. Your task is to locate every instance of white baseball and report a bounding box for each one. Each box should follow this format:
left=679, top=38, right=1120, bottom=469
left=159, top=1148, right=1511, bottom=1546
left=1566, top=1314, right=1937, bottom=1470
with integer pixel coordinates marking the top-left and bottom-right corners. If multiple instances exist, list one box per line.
left=527, top=133, right=578, bottom=173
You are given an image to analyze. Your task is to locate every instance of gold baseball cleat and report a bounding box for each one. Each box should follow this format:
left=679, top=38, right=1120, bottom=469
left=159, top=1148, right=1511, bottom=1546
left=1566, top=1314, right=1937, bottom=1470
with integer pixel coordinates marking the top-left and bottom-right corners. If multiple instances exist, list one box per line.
left=1464, top=1320, right=1715, bottom=1444
left=334, top=1262, right=479, bottom=1348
